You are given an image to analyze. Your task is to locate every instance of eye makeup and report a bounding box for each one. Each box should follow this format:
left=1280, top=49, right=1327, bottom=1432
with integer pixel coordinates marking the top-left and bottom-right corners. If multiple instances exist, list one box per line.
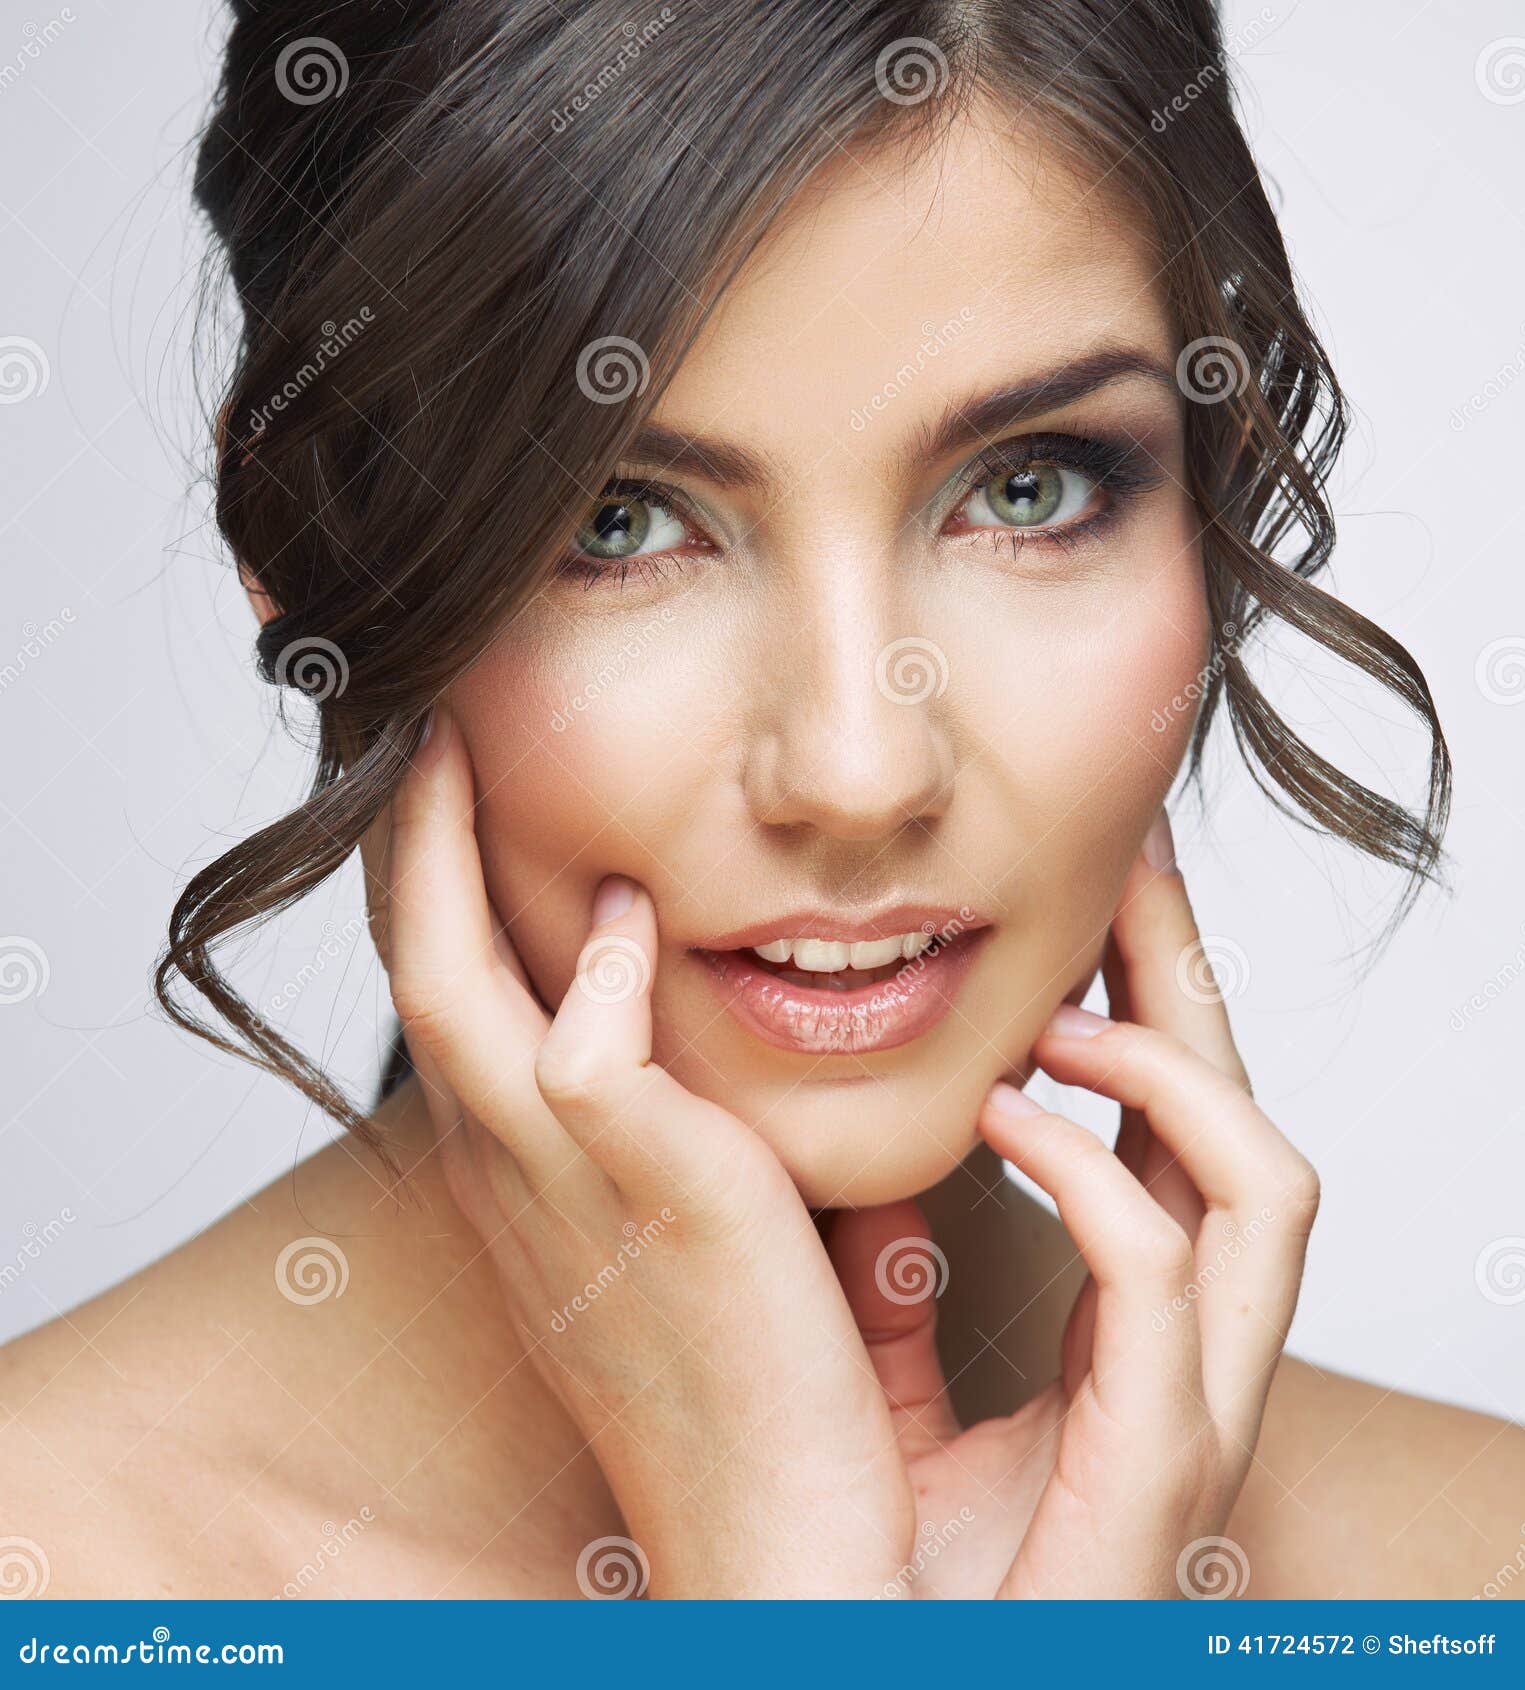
left=555, top=425, right=1168, bottom=587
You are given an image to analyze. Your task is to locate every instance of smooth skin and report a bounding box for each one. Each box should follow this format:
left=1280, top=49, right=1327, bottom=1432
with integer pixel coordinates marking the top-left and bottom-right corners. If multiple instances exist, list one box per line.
left=378, top=700, right=1319, bottom=1598
left=3, top=97, right=1522, bottom=1598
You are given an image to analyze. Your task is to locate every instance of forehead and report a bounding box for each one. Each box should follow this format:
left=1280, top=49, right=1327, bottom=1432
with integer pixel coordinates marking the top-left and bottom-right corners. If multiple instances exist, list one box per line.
left=652, top=103, right=1172, bottom=467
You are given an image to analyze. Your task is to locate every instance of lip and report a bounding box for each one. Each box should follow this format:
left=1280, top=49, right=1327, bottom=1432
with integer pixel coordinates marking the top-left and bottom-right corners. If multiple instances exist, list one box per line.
left=691, top=906, right=991, bottom=1057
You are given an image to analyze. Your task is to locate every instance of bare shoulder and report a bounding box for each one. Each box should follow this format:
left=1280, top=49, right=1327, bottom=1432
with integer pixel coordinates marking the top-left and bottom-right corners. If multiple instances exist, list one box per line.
left=1231, top=1356, right=1525, bottom=1598
left=0, top=1106, right=608, bottom=1598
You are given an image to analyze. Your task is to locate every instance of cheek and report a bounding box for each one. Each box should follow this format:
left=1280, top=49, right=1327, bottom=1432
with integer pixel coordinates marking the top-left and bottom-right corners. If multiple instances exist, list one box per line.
left=445, top=615, right=710, bottom=996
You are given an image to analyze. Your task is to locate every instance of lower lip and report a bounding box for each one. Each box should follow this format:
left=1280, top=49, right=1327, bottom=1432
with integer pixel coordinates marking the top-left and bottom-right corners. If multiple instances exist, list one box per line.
left=693, top=928, right=989, bottom=1056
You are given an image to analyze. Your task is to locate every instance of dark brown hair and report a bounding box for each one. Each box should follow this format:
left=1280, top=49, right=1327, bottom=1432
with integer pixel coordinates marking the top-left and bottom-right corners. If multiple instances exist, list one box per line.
left=161, top=0, right=1449, bottom=1151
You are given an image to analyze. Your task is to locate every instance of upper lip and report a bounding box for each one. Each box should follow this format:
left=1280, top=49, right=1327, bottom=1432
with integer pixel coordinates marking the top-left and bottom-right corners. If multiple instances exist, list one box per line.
left=691, top=903, right=990, bottom=953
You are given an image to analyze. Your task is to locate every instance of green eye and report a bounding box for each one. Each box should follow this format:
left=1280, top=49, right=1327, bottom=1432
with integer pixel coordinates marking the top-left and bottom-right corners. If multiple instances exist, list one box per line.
left=984, top=464, right=1064, bottom=526
left=572, top=489, right=687, bottom=562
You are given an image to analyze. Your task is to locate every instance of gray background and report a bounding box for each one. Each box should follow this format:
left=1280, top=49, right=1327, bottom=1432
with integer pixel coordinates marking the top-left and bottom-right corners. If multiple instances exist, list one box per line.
left=1, top=0, right=1521, bottom=1423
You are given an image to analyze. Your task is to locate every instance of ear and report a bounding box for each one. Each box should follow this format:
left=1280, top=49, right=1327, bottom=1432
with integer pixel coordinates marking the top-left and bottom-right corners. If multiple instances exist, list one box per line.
left=217, top=399, right=281, bottom=630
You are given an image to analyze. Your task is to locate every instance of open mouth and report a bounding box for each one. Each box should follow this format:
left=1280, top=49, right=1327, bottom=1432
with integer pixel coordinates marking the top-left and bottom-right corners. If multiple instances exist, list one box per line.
left=690, top=910, right=990, bottom=1056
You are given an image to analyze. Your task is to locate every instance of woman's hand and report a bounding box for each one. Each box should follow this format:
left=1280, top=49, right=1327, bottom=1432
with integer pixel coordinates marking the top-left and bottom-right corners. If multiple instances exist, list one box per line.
left=829, top=813, right=1321, bottom=1597
left=367, top=704, right=917, bottom=1598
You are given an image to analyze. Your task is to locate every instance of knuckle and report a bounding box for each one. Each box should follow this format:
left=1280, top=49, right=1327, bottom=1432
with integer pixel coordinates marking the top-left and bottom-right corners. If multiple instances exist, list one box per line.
left=1138, top=1214, right=1196, bottom=1280
left=388, top=966, right=454, bottom=1038
left=1272, top=1156, right=1322, bottom=1231
left=533, top=1041, right=614, bottom=1116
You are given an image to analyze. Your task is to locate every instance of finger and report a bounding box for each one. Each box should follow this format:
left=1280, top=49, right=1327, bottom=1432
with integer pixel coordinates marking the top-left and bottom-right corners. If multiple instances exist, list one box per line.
left=827, top=1201, right=960, bottom=1459
left=386, top=703, right=577, bottom=1183
left=1110, top=810, right=1250, bottom=1088
left=1035, top=1008, right=1319, bottom=1429
left=980, top=1085, right=1202, bottom=1421
left=534, top=877, right=756, bottom=1200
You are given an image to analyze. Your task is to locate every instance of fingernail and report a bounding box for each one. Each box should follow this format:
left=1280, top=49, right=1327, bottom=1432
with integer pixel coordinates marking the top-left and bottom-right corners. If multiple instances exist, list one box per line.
left=986, top=1080, right=1044, bottom=1119
left=1142, top=809, right=1176, bottom=873
left=1044, top=1002, right=1112, bottom=1039
left=592, top=875, right=636, bottom=925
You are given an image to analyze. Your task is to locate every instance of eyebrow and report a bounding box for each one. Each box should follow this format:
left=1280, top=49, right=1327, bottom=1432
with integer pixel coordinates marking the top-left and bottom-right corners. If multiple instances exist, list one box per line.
left=617, top=346, right=1177, bottom=491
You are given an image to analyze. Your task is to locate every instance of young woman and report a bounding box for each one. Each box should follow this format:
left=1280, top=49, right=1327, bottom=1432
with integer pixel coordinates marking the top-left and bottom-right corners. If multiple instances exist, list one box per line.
left=6, top=0, right=1521, bottom=1599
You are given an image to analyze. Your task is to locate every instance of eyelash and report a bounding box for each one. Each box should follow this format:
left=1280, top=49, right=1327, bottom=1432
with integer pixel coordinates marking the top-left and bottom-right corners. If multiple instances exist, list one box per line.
left=557, top=431, right=1161, bottom=588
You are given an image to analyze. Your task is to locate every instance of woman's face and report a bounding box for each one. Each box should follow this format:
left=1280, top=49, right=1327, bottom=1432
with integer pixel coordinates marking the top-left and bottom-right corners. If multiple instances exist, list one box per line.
left=452, top=105, right=1209, bottom=1207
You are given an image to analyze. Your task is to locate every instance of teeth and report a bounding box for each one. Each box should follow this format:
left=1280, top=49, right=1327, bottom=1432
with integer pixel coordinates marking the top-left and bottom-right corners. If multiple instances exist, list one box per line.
left=791, top=938, right=851, bottom=972
left=849, top=937, right=904, bottom=970
left=746, top=930, right=939, bottom=973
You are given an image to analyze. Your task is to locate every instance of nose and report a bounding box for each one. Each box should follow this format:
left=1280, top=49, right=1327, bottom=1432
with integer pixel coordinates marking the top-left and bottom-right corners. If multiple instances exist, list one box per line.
left=742, top=591, right=955, bottom=841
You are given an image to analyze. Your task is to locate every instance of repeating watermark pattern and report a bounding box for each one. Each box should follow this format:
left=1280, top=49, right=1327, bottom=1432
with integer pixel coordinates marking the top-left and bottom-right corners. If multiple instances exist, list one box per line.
left=1152, top=1208, right=1275, bottom=1331
left=549, top=1210, right=677, bottom=1333
left=875, top=38, right=949, bottom=105
left=1449, top=921, right=1525, bottom=1031
left=272, top=635, right=350, bottom=701
left=1176, top=1533, right=1251, bottom=1598
left=1175, top=934, right=1250, bottom=1004
left=848, top=308, right=975, bottom=431
left=575, top=1534, right=649, bottom=1599
left=863, top=907, right=978, bottom=1014
left=576, top=335, right=649, bottom=404
left=0, top=937, right=49, bottom=1005
left=875, top=636, right=948, bottom=704
left=275, top=1237, right=351, bottom=1306
left=1476, top=38, right=1525, bottom=106
left=874, top=1237, right=950, bottom=1307
left=0, top=1537, right=50, bottom=1599
left=0, top=608, right=75, bottom=695
left=880, top=1509, right=977, bottom=1597
left=1148, top=6, right=1278, bottom=132
left=1449, top=328, right=1525, bottom=430
left=275, top=36, right=349, bottom=105
left=573, top=934, right=652, bottom=1005
left=550, top=8, right=676, bottom=132
left=0, top=1208, right=76, bottom=1295
left=1176, top=336, right=1250, bottom=405
left=246, top=308, right=373, bottom=436
left=0, top=335, right=49, bottom=404
left=1150, top=620, right=1240, bottom=734
left=267, top=915, right=367, bottom=1014
left=277, top=1508, right=375, bottom=1599
left=550, top=606, right=676, bottom=732
left=1475, top=635, right=1525, bottom=705
left=1475, top=1237, right=1525, bottom=1307
left=0, top=9, right=76, bottom=93
left=1477, top=1524, right=1525, bottom=1598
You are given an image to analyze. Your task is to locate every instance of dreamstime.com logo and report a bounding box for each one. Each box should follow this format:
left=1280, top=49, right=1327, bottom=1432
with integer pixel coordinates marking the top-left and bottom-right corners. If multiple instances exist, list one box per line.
left=1152, top=1208, right=1274, bottom=1331
left=879, top=1509, right=976, bottom=1597
left=277, top=1508, right=375, bottom=1598
left=576, top=335, right=649, bottom=404
left=0, top=336, right=49, bottom=404
left=573, top=934, right=652, bottom=1005
left=275, top=1236, right=350, bottom=1305
left=875, top=636, right=948, bottom=704
left=1176, top=1534, right=1251, bottom=1598
left=0, top=9, right=76, bottom=95
left=575, top=1535, right=649, bottom=1598
left=18, top=1628, right=282, bottom=1665
left=267, top=915, right=367, bottom=1013
left=1176, top=336, right=1251, bottom=404
left=549, top=1210, right=677, bottom=1332
left=0, top=609, right=75, bottom=694
left=0, top=937, right=49, bottom=1005
left=874, top=1236, right=950, bottom=1306
left=875, top=37, right=949, bottom=105
left=550, top=605, right=675, bottom=731
left=246, top=308, right=374, bottom=436
left=1475, top=1238, right=1525, bottom=1307
left=848, top=308, right=974, bottom=431
left=275, top=35, right=348, bottom=104
left=550, top=7, right=675, bottom=132
left=0, top=1208, right=76, bottom=1296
